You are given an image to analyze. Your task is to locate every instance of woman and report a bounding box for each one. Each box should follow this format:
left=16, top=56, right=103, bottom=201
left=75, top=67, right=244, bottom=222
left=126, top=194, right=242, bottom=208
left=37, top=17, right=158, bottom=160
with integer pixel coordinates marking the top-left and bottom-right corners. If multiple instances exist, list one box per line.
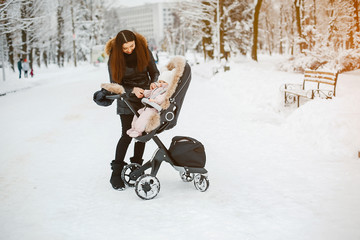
left=103, top=30, right=159, bottom=190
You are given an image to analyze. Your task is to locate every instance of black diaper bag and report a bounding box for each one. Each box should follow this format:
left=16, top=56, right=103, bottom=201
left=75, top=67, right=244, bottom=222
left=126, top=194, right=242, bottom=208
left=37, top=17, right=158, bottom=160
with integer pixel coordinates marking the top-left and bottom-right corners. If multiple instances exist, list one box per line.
left=168, top=136, right=206, bottom=168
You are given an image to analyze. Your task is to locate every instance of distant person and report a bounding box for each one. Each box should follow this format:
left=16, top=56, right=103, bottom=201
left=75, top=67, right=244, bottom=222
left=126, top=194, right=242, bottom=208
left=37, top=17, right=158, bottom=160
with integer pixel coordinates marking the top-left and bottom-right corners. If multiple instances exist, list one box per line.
left=22, top=59, right=30, bottom=78
left=97, top=53, right=105, bottom=63
left=17, top=59, right=22, bottom=79
left=153, top=50, right=159, bottom=64
left=30, top=68, right=34, bottom=78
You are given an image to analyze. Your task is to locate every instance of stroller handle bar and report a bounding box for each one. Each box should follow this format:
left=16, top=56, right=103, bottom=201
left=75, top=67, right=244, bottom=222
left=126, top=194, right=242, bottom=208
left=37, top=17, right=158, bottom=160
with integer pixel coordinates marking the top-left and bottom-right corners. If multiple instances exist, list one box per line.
left=105, top=94, right=122, bottom=100
left=105, top=94, right=140, bottom=117
left=105, top=93, right=163, bottom=115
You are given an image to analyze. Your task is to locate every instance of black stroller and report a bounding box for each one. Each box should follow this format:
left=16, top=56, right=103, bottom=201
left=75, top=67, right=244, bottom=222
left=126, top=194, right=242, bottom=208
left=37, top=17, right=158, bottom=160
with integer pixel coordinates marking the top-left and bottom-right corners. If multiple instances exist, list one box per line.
left=105, top=56, right=209, bottom=200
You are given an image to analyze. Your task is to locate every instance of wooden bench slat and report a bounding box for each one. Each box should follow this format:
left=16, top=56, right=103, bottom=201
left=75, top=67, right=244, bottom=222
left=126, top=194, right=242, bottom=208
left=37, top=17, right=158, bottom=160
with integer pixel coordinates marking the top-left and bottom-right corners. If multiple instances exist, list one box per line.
left=304, top=78, right=336, bottom=85
left=304, top=74, right=337, bottom=81
left=304, top=70, right=337, bottom=76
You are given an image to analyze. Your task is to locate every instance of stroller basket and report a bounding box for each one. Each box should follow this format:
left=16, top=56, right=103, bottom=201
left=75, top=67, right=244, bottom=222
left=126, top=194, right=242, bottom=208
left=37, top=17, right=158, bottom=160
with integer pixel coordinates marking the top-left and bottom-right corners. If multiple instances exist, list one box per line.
left=168, top=136, right=206, bottom=168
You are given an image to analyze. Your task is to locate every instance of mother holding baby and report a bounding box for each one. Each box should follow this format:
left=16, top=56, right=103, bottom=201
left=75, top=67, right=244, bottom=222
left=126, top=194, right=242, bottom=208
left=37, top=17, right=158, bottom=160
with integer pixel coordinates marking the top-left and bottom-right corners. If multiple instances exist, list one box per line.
left=101, top=30, right=160, bottom=190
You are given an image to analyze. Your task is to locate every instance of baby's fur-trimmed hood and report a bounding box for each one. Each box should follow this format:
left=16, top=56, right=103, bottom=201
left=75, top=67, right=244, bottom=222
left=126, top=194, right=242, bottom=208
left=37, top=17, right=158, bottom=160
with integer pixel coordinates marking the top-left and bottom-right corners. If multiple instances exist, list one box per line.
left=158, top=56, right=186, bottom=110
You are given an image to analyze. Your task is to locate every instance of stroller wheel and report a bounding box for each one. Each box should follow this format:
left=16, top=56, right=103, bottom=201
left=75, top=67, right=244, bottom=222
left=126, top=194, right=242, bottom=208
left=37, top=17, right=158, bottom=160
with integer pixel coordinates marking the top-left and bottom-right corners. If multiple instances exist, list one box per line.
left=121, top=163, right=142, bottom=187
left=135, top=174, right=160, bottom=200
left=179, top=171, right=194, bottom=182
left=194, top=174, right=209, bottom=192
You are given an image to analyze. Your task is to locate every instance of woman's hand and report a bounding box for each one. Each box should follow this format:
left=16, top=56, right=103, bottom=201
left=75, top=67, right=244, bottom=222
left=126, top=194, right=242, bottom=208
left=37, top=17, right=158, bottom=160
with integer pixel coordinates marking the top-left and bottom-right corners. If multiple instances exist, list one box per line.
left=150, top=82, right=157, bottom=90
left=132, top=87, right=144, bottom=98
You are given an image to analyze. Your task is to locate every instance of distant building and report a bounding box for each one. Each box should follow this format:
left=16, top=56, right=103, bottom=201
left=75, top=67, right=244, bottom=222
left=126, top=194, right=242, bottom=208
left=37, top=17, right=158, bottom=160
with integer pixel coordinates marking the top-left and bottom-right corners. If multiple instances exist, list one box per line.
left=117, top=2, right=178, bottom=50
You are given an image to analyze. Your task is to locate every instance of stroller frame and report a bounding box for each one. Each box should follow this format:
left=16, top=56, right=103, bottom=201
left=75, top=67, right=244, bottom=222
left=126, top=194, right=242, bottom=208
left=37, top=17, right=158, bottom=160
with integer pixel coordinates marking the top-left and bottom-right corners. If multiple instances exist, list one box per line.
left=106, top=60, right=209, bottom=200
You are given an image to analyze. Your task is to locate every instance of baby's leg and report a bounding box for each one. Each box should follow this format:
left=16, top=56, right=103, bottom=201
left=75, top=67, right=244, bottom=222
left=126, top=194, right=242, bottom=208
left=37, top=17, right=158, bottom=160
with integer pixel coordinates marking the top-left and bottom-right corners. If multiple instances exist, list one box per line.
left=133, top=108, right=155, bottom=134
left=127, top=129, right=140, bottom=138
left=130, top=109, right=143, bottom=129
left=126, top=109, right=143, bottom=137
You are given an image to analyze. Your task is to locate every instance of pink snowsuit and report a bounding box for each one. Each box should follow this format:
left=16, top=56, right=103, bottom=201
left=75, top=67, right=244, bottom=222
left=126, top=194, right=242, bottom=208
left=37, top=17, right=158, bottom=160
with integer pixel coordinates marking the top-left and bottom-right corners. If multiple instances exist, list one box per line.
left=126, top=86, right=168, bottom=138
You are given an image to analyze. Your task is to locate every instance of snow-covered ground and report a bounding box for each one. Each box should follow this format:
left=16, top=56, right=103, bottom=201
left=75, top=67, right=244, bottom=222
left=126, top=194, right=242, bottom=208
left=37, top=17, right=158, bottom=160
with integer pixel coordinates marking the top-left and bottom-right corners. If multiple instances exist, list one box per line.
left=1, top=55, right=360, bottom=240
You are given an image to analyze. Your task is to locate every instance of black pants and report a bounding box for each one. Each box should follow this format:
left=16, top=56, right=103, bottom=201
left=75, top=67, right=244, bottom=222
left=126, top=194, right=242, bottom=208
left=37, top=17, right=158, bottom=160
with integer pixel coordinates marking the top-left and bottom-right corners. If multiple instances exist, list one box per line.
left=115, top=114, right=145, bottom=164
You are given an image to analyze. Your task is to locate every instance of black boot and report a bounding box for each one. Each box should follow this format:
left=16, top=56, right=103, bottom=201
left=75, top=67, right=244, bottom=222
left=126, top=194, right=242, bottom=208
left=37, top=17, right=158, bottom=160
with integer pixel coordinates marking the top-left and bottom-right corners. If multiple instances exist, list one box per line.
left=110, top=160, right=126, bottom=190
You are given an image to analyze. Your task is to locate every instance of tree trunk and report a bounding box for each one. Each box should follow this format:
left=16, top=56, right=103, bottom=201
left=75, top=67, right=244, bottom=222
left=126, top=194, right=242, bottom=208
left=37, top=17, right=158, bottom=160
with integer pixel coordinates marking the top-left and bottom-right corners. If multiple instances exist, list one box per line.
left=251, top=0, right=263, bottom=61
left=313, top=0, right=317, bottom=26
left=70, top=0, right=77, bottom=67
left=201, top=1, right=213, bottom=61
left=35, top=48, right=40, bottom=67
left=21, top=7, right=27, bottom=59
left=29, top=48, right=33, bottom=69
left=354, top=0, right=360, bottom=32
left=348, top=0, right=360, bottom=49
left=279, top=5, right=284, bottom=55
left=5, top=33, right=14, bottom=71
left=202, top=38, right=207, bottom=61
left=28, top=0, right=34, bottom=69
left=43, top=50, right=48, bottom=68
left=294, top=0, right=303, bottom=53
left=3, top=9, right=15, bottom=71
left=57, top=4, right=65, bottom=67
left=219, top=0, right=225, bottom=59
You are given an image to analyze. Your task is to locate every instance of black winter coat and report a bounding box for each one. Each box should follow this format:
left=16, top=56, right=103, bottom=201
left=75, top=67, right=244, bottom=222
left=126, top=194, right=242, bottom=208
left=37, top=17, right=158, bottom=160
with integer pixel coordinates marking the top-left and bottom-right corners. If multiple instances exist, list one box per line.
left=108, top=48, right=159, bottom=115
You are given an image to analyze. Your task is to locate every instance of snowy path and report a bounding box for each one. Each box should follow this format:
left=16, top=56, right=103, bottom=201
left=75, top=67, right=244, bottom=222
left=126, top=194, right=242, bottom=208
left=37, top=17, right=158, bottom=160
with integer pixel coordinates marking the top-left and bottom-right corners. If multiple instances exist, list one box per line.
left=1, top=58, right=360, bottom=240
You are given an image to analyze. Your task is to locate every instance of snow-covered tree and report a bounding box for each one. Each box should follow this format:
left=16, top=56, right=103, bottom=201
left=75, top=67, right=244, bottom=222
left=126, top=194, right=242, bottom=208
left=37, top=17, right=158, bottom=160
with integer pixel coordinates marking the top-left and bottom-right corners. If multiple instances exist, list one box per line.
left=2, top=0, right=360, bottom=72
left=1, top=0, right=108, bottom=70
left=102, top=8, right=123, bottom=39
left=176, top=0, right=252, bottom=60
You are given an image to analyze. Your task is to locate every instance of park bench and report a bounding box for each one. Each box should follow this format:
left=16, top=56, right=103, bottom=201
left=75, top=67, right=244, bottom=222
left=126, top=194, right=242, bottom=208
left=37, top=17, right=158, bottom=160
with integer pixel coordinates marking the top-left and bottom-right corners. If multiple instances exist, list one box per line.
left=280, top=69, right=339, bottom=107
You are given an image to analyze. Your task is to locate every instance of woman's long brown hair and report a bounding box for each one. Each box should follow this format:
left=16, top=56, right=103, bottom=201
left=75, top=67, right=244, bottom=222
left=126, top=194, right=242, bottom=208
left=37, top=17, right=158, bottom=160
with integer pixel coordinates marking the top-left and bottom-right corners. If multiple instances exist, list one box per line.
left=109, top=32, right=150, bottom=84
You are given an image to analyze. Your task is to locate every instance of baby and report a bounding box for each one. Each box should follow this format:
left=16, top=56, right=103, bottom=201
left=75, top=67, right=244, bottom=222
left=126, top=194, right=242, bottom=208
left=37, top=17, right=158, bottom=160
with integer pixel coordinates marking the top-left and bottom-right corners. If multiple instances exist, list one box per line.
left=126, top=70, right=174, bottom=138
